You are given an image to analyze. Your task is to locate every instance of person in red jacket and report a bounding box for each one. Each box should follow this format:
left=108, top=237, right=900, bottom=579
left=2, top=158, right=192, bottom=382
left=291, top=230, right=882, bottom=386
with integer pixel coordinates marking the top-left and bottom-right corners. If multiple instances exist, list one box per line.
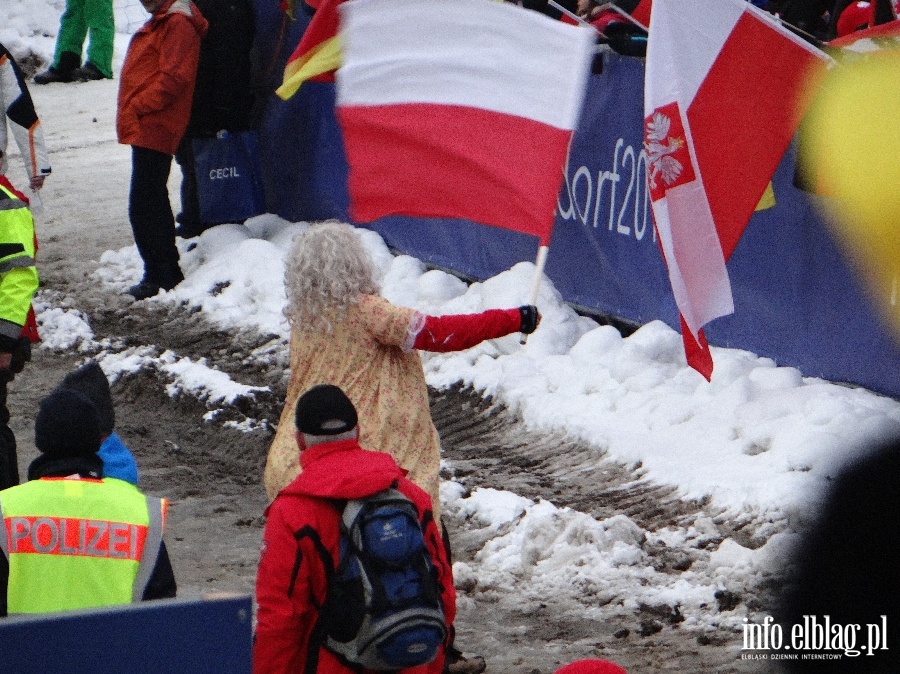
left=116, top=0, right=208, bottom=300
left=254, top=384, right=457, bottom=674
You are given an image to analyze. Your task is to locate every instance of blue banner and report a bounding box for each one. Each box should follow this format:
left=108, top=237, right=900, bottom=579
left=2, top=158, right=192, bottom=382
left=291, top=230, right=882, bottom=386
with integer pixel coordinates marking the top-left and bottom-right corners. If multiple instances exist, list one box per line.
left=0, top=596, right=252, bottom=673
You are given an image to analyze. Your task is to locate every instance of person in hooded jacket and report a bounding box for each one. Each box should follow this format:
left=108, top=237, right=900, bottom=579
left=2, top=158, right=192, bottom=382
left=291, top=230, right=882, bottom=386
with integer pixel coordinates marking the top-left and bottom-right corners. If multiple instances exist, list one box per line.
left=253, top=384, right=456, bottom=674
left=57, top=361, right=139, bottom=485
left=116, top=0, right=208, bottom=301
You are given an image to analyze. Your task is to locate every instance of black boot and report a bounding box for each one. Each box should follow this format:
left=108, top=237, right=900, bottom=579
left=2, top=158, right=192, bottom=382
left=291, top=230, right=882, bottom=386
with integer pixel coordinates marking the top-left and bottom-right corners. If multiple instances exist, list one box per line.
left=33, top=50, right=80, bottom=84
left=71, top=61, right=108, bottom=81
left=127, top=279, right=162, bottom=300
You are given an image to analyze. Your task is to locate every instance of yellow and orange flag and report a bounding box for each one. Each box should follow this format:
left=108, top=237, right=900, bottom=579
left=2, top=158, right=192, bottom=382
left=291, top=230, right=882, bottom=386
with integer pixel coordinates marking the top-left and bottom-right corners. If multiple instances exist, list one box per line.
left=276, top=0, right=344, bottom=100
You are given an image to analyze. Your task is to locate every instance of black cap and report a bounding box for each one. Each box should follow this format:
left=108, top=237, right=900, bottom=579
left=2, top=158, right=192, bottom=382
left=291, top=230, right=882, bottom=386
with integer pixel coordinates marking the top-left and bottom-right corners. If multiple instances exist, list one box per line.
left=294, top=384, right=358, bottom=436
left=34, top=389, right=103, bottom=457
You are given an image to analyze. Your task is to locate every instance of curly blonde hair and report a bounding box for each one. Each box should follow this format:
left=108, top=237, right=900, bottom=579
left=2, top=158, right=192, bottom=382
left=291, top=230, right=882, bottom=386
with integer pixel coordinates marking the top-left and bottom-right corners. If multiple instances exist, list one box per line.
left=283, top=222, right=380, bottom=332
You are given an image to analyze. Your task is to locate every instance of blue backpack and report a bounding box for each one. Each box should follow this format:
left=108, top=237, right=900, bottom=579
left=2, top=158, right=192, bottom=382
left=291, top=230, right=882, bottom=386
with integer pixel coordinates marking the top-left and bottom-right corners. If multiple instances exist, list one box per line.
left=322, top=488, right=448, bottom=670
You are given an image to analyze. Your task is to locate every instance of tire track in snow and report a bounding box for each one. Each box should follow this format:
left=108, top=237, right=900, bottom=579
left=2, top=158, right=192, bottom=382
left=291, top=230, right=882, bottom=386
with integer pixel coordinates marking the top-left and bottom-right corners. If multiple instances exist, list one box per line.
left=431, top=384, right=781, bottom=548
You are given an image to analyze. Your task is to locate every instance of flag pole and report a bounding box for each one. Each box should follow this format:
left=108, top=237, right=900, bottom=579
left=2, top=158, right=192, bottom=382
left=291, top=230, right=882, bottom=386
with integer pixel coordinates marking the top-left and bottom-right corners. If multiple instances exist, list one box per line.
left=520, top=244, right=549, bottom=344
left=547, top=0, right=594, bottom=27
left=528, top=245, right=549, bottom=306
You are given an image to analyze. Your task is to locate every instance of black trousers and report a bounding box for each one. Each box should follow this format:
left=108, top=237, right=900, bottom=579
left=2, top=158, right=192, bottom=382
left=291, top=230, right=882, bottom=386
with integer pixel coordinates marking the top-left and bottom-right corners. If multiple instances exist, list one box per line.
left=0, top=339, right=30, bottom=490
left=174, top=137, right=203, bottom=237
left=129, top=146, right=184, bottom=289
left=0, top=373, right=18, bottom=490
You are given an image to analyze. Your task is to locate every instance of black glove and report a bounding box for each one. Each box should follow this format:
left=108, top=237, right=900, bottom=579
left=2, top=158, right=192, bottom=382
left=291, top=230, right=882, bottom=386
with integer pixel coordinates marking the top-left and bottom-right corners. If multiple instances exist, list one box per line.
left=518, top=305, right=541, bottom=335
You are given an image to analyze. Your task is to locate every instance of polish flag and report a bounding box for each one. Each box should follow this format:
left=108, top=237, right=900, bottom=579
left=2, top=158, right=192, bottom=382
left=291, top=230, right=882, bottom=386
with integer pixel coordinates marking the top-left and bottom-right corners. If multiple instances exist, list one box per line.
left=335, top=0, right=596, bottom=246
left=644, top=0, right=830, bottom=379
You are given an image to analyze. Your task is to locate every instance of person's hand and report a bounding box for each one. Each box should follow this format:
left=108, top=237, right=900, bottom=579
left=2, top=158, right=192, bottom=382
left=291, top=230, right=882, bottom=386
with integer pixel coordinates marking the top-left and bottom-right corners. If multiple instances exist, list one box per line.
left=518, top=305, right=541, bottom=334
left=30, top=175, right=46, bottom=191
left=0, top=352, right=12, bottom=371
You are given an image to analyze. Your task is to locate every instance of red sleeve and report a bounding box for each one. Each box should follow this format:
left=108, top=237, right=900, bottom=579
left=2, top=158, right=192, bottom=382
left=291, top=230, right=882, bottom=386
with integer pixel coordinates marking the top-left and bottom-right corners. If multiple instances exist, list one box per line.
left=253, top=502, right=320, bottom=674
left=412, top=308, right=521, bottom=353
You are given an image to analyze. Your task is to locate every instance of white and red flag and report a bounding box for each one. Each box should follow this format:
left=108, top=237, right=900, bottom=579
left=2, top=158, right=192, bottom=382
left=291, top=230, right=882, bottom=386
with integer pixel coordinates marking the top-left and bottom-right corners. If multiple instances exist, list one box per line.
left=644, top=0, right=830, bottom=379
left=335, top=0, right=595, bottom=247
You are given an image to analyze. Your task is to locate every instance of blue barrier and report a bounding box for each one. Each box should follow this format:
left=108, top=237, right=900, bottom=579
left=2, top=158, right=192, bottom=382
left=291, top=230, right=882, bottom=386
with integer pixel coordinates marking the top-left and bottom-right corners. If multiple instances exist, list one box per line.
left=0, top=595, right=252, bottom=674
left=252, top=1, right=900, bottom=397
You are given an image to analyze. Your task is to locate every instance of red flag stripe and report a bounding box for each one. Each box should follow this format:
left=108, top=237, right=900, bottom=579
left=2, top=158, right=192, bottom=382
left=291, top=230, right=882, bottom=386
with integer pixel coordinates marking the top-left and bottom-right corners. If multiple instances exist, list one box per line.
left=680, top=317, right=713, bottom=382
left=687, top=11, right=826, bottom=259
left=284, top=0, right=342, bottom=83
left=828, top=18, right=900, bottom=47
left=338, top=103, right=571, bottom=245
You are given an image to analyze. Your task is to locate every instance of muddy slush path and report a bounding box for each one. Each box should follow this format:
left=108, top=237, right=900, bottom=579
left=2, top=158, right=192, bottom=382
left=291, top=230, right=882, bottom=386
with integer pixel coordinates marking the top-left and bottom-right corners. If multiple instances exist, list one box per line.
left=12, top=283, right=776, bottom=674
left=7, top=81, right=778, bottom=669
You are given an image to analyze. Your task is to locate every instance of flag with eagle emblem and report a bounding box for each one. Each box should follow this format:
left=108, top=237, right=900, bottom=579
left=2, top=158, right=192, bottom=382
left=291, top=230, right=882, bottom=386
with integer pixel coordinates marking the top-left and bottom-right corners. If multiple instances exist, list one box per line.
left=644, top=0, right=830, bottom=379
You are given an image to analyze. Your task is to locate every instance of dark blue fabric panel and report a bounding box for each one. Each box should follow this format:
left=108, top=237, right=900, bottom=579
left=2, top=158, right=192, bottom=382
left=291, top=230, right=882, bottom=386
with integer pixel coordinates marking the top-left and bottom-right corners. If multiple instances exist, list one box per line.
left=0, top=596, right=252, bottom=673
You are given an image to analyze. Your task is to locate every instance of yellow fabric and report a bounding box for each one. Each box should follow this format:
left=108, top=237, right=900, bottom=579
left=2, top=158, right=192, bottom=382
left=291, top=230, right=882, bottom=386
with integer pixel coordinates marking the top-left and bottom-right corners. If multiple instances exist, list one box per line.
left=265, top=295, right=442, bottom=522
left=0, top=478, right=151, bottom=614
left=276, top=35, right=342, bottom=101
left=754, top=181, right=775, bottom=211
left=800, top=50, right=900, bottom=339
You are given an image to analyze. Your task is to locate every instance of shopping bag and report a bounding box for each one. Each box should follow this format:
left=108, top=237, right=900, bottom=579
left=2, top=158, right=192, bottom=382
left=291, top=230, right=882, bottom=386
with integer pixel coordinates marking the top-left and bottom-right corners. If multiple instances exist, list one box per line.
left=192, top=130, right=266, bottom=224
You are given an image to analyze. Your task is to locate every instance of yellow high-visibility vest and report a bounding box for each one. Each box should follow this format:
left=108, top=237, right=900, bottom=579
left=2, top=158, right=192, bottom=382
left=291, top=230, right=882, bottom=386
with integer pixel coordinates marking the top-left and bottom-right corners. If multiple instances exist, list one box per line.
left=0, top=477, right=166, bottom=614
left=0, top=181, right=38, bottom=340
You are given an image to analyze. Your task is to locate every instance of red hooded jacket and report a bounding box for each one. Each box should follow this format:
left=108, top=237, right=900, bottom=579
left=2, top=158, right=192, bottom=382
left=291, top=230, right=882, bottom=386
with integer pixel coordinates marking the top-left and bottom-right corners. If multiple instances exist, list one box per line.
left=254, top=439, right=456, bottom=674
left=117, top=0, right=208, bottom=155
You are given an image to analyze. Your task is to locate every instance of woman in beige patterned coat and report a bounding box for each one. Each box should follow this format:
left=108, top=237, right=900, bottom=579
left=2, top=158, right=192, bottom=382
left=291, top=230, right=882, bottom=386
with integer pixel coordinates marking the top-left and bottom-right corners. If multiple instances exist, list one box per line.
left=264, top=222, right=540, bottom=524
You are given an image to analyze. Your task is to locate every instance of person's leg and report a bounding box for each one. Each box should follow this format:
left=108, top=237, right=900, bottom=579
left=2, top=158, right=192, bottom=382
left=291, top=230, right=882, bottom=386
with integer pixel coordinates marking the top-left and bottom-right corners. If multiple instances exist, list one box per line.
left=129, top=146, right=184, bottom=292
left=0, top=373, right=18, bottom=491
left=81, top=0, right=114, bottom=78
left=34, top=0, right=85, bottom=83
left=53, top=0, right=88, bottom=68
left=174, top=137, right=203, bottom=238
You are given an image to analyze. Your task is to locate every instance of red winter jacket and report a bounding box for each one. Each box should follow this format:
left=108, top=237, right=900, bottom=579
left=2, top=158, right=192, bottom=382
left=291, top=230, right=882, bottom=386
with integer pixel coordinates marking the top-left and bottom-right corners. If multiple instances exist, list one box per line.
left=254, top=439, right=456, bottom=674
left=116, top=0, right=208, bottom=155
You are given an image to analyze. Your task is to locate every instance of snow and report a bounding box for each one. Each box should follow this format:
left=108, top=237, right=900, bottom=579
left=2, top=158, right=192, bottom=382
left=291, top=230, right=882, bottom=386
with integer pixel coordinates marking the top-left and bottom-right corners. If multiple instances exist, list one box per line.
left=4, top=0, right=900, bottom=637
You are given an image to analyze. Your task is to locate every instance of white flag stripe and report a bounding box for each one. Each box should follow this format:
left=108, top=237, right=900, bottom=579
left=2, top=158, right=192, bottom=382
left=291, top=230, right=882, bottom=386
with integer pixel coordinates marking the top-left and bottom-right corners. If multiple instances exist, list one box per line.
left=644, top=0, right=738, bottom=337
left=644, top=0, right=743, bottom=112
left=337, top=0, right=596, bottom=130
left=664, top=181, right=734, bottom=332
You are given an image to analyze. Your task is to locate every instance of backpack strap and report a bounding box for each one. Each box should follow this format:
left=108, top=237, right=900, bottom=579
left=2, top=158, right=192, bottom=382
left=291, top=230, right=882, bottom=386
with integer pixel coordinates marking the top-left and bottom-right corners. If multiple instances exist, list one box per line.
left=288, top=522, right=341, bottom=674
